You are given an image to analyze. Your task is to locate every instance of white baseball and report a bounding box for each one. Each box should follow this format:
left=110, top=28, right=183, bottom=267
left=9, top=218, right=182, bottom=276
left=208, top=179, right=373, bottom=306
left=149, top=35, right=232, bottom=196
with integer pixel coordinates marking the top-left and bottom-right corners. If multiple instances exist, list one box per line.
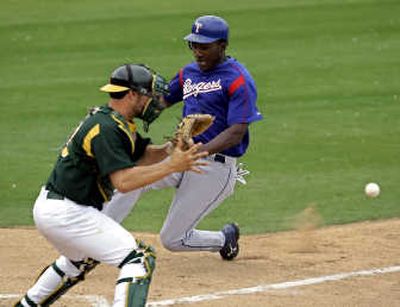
left=365, top=182, right=380, bottom=198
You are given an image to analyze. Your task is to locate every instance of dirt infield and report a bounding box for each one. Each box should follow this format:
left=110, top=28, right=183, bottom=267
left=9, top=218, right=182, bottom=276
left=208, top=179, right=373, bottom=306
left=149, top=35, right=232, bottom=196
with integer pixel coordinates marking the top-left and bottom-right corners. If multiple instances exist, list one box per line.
left=1, top=219, right=399, bottom=306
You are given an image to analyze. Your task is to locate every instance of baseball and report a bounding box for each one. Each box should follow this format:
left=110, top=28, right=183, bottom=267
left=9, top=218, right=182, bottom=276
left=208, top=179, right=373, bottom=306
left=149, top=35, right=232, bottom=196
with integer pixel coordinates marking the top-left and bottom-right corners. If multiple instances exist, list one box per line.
left=365, top=182, right=380, bottom=198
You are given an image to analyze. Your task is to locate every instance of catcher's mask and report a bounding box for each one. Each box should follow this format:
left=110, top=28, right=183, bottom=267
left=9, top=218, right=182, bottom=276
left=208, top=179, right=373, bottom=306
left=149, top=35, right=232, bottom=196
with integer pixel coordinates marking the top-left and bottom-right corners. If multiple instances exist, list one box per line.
left=184, top=15, right=229, bottom=44
left=100, top=64, right=169, bottom=131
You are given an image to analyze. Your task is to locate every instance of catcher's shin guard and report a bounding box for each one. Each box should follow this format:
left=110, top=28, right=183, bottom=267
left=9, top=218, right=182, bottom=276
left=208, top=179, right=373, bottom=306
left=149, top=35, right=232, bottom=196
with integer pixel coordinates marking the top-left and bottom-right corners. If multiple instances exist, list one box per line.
left=115, top=242, right=156, bottom=307
left=41, top=258, right=99, bottom=306
left=16, top=258, right=99, bottom=306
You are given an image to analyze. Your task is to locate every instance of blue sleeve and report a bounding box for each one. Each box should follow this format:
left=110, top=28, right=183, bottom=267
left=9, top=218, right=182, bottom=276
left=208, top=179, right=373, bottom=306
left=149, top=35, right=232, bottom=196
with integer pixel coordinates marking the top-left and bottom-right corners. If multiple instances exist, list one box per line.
left=164, top=71, right=183, bottom=105
left=227, top=76, right=263, bottom=125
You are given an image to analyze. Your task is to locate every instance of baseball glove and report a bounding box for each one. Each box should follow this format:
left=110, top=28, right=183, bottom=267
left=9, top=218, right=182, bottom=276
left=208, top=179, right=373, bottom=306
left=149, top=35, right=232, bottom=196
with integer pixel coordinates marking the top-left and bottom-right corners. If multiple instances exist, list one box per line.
left=172, top=114, right=215, bottom=150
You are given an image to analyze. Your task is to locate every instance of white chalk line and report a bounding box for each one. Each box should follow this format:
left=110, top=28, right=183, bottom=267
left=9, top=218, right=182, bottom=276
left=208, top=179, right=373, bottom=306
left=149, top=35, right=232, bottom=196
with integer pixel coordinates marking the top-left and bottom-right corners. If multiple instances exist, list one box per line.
left=146, top=265, right=400, bottom=306
left=2, top=265, right=399, bottom=306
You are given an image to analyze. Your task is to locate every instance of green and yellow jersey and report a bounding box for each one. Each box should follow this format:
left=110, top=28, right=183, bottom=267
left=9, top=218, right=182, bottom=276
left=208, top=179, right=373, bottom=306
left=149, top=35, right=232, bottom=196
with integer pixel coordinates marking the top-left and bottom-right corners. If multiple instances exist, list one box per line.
left=46, top=105, right=146, bottom=210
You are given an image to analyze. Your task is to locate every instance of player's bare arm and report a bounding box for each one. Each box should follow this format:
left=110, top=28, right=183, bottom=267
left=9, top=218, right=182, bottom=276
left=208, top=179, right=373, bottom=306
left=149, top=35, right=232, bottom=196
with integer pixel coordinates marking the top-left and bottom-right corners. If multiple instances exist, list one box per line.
left=199, top=123, right=248, bottom=155
left=110, top=142, right=208, bottom=193
left=135, top=142, right=173, bottom=166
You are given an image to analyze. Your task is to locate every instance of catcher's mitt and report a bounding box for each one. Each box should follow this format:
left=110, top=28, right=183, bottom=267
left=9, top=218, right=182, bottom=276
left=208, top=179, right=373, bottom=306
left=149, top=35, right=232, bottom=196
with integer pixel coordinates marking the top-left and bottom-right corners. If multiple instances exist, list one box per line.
left=172, top=114, right=215, bottom=150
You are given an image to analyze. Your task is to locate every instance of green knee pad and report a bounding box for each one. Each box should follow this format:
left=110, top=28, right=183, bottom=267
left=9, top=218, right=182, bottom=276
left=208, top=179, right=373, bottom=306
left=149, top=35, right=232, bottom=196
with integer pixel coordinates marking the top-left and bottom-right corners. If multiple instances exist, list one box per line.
left=126, top=275, right=152, bottom=307
left=119, top=243, right=156, bottom=307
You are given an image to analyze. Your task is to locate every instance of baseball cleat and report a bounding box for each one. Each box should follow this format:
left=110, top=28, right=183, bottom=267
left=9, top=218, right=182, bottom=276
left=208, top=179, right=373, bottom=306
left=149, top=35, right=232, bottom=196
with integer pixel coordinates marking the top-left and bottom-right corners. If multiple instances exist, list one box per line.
left=219, top=223, right=240, bottom=260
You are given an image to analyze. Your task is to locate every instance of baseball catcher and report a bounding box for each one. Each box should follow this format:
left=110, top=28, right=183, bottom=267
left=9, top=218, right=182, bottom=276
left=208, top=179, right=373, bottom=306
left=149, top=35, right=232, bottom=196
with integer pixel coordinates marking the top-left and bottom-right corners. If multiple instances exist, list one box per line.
left=13, top=63, right=209, bottom=307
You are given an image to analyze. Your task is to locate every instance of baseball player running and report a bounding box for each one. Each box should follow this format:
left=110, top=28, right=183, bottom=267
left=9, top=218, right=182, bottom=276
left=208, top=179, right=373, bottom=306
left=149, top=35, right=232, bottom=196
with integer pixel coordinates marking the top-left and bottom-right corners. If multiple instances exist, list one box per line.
left=14, top=64, right=208, bottom=307
left=103, top=15, right=263, bottom=261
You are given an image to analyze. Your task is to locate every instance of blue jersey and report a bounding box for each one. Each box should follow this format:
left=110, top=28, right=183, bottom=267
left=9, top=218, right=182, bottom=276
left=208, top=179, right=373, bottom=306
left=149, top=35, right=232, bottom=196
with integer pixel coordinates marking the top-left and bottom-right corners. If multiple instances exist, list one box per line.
left=165, top=57, right=263, bottom=157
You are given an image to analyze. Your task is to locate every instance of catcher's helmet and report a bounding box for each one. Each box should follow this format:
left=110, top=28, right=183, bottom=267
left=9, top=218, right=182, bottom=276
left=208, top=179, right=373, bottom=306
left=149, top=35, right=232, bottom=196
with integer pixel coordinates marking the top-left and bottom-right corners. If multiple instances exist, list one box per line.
left=100, top=64, right=169, bottom=97
left=184, top=15, right=229, bottom=44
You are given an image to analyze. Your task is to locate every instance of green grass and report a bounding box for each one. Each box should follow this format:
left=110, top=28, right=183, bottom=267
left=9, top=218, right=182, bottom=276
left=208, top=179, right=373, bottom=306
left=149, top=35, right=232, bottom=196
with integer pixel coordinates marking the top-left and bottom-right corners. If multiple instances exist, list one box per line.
left=0, top=0, right=399, bottom=233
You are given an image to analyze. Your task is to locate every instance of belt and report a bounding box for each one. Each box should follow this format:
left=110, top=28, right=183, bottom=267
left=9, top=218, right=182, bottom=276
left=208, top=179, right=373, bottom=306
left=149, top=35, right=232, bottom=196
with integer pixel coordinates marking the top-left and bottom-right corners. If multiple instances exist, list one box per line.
left=207, top=153, right=237, bottom=165
left=46, top=190, right=65, bottom=200
left=213, top=154, right=226, bottom=164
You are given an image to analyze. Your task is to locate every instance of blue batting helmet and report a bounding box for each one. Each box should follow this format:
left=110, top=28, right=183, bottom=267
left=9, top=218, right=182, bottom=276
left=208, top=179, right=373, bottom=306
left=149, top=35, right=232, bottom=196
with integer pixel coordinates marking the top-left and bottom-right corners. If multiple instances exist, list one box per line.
left=184, top=15, right=229, bottom=43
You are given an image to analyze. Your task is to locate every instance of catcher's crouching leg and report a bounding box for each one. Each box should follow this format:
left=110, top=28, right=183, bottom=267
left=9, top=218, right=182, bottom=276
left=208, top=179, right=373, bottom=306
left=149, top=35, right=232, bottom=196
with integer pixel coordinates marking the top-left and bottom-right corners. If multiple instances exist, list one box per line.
left=113, top=242, right=156, bottom=307
left=14, top=256, right=99, bottom=307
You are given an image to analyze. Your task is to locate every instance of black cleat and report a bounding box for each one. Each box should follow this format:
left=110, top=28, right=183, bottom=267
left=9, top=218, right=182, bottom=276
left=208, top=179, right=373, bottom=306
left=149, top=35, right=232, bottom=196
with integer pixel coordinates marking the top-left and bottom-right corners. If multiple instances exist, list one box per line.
left=219, top=223, right=240, bottom=260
